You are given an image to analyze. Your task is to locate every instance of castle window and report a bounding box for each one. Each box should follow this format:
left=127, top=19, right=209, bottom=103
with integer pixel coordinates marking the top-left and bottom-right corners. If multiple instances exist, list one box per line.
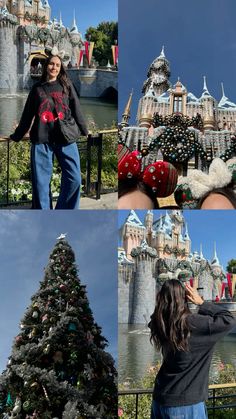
left=174, top=95, right=182, bottom=112
left=173, top=233, right=178, bottom=246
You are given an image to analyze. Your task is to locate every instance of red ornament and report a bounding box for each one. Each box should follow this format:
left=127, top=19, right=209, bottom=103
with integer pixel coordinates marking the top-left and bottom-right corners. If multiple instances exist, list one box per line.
left=42, top=314, right=48, bottom=323
left=118, top=150, right=142, bottom=180
left=142, top=161, right=178, bottom=197
left=15, top=335, right=23, bottom=345
left=59, top=284, right=67, bottom=292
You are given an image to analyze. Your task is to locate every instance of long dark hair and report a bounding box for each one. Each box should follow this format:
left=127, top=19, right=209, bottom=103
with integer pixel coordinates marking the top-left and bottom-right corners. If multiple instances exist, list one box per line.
left=118, top=179, right=159, bottom=209
left=149, top=280, right=191, bottom=352
left=40, top=55, right=71, bottom=95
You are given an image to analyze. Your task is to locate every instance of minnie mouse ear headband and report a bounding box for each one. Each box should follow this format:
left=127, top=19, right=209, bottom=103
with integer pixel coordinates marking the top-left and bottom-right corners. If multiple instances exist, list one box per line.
left=45, top=46, right=65, bottom=59
left=175, top=158, right=236, bottom=208
left=118, top=145, right=178, bottom=198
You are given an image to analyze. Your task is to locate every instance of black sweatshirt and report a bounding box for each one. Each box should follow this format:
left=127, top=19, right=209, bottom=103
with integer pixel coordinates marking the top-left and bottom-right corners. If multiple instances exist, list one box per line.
left=152, top=302, right=236, bottom=406
left=10, top=80, right=88, bottom=144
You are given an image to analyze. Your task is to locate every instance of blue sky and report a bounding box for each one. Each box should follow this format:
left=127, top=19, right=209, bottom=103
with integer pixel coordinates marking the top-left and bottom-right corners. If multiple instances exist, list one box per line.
left=50, top=0, right=117, bottom=37
left=119, top=0, right=236, bottom=124
left=0, top=210, right=117, bottom=372
left=118, top=210, right=236, bottom=270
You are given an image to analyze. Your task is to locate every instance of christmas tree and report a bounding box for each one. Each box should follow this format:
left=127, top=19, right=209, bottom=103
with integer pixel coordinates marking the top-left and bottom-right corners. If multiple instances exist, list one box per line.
left=0, top=235, right=117, bottom=418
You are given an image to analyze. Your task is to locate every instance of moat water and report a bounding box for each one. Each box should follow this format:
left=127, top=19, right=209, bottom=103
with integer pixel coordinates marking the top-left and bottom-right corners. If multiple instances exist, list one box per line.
left=0, top=91, right=117, bottom=136
left=119, top=324, right=236, bottom=385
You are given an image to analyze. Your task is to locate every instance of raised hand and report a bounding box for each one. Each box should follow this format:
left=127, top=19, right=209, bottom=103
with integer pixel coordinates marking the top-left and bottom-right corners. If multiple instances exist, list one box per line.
left=185, top=283, right=204, bottom=305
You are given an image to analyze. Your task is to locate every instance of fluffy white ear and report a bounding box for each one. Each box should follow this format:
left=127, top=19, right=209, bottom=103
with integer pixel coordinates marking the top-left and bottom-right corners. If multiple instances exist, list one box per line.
left=51, top=46, right=59, bottom=56
left=187, top=158, right=232, bottom=199
left=188, top=170, right=211, bottom=198
left=208, top=158, right=232, bottom=189
left=51, top=46, right=65, bottom=59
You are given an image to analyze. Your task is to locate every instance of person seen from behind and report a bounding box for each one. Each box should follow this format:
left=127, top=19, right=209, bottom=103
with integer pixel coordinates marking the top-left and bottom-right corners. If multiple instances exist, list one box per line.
left=149, top=280, right=236, bottom=419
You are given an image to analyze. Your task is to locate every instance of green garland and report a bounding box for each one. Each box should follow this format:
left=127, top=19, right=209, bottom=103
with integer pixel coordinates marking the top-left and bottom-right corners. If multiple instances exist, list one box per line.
left=153, top=112, right=203, bottom=130
left=24, top=12, right=46, bottom=24
left=159, top=258, right=224, bottom=280
left=163, top=244, right=186, bottom=257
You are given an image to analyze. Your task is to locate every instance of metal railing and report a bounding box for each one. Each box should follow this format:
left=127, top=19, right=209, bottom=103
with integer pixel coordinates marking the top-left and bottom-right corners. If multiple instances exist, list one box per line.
left=118, top=383, right=236, bottom=419
left=0, top=129, right=117, bottom=207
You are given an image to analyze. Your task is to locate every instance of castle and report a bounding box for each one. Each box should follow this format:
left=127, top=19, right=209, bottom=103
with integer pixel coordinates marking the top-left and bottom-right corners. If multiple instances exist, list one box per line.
left=0, top=0, right=83, bottom=90
left=120, top=47, right=236, bottom=174
left=118, top=210, right=226, bottom=324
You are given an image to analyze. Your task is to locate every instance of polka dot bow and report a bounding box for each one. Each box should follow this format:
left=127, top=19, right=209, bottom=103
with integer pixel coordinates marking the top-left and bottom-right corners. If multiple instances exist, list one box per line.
left=118, top=150, right=178, bottom=198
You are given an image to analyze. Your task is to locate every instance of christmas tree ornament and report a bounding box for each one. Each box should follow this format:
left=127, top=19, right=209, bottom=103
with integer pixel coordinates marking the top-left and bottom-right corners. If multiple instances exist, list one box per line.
left=12, top=396, right=21, bottom=414
left=30, top=382, right=39, bottom=390
left=15, top=336, right=23, bottom=345
left=32, top=311, right=39, bottom=319
left=59, top=284, right=67, bottom=292
left=23, top=400, right=30, bottom=411
left=42, top=314, right=48, bottom=323
left=43, top=344, right=50, bottom=354
left=68, top=322, right=77, bottom=332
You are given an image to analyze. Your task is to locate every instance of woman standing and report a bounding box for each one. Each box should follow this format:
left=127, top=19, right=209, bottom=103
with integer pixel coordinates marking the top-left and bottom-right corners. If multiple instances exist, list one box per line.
left=10, top=48, right=88, bottom=209
left=149, top=280, right=236, bottom=419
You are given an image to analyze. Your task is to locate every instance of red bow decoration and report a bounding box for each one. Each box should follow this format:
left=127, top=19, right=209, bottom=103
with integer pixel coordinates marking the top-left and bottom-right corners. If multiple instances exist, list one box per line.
left=118, top=150, right=178, bottom=198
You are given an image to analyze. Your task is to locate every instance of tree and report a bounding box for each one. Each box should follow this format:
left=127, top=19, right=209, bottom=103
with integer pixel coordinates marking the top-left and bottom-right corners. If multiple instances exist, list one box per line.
left=85, top=22, right=118, bottom=66
left=0, top=237, right=117, bottom=418
left=226, top=259, right=236, bottom=274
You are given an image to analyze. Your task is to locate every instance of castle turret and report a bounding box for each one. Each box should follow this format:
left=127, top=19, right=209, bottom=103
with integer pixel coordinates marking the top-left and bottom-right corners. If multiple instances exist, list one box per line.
left=130, top=240, right=157, bottom=324
left=118, top=249, right=135, bottom=324
left=144, top=210, right=153, bottom=244
left=169, top=78, right=187, bottom=115
left=200, top=76, right=215, bottom=130
left=120, top=90, right=133, bottom=128
left=184, top=222, right=191, bottom=257
left=0, top=6, right=17, bottom=90
left=122, top=210, right=146, bottom=259
left=155, top=214, right=165, bottom=257
left=137, top=46, right=171, bottom=127
left=43, top=0, right=50, bottom=24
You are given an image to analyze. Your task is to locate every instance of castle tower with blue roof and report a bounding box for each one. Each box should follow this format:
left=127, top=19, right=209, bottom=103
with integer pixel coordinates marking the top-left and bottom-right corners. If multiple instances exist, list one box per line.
left=118, top=211, right=226, bottom=324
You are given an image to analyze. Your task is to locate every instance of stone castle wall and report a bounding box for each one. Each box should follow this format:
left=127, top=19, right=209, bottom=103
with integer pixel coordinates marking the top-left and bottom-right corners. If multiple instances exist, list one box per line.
left=0, top=22, right=17, bottom=89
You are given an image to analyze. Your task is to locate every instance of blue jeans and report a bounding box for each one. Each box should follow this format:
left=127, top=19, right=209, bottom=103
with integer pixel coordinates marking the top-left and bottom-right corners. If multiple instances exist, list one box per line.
left=151, top=400, right=208, bottom=419
left=31, top=142, right=81, bottom=209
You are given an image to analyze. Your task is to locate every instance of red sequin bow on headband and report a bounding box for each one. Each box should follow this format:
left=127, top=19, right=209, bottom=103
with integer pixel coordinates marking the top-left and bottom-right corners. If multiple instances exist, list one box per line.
left=118, top=149, right=178, bottom=198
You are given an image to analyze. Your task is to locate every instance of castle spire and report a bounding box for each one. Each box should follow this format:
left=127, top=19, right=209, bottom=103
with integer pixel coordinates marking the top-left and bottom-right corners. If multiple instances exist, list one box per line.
left=43, top=0, right=50, bottom=8
left=184, top=223, right=190, bottom=241
left=203, top=76, right=210, bottom=95
left=120, top=90, right=133, bottom=127
left=157, top=214, right=164, bottom=232
left=159, top=45, right=165, bottom=58
left=71, top=10, right=78, bottom=33
left=200, top=243, right=204, bottom=259
left=125, top=210, right=143, bottom=227
left=59, top=11, right=64, bottom=27
left=211, top=242, right=220, bottom=265
left=221, top=82, right=226, bottom=98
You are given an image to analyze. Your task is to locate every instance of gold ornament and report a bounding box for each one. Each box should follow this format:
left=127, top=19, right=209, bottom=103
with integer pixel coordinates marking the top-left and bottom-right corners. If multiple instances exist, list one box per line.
left=32, top=328, right=37, bottom=336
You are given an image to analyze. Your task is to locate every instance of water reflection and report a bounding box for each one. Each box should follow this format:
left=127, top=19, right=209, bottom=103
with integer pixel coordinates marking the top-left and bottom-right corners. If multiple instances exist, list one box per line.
left=119, top=324, right=236, bottom=385
left=0, top=92, right=117, bottom=137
